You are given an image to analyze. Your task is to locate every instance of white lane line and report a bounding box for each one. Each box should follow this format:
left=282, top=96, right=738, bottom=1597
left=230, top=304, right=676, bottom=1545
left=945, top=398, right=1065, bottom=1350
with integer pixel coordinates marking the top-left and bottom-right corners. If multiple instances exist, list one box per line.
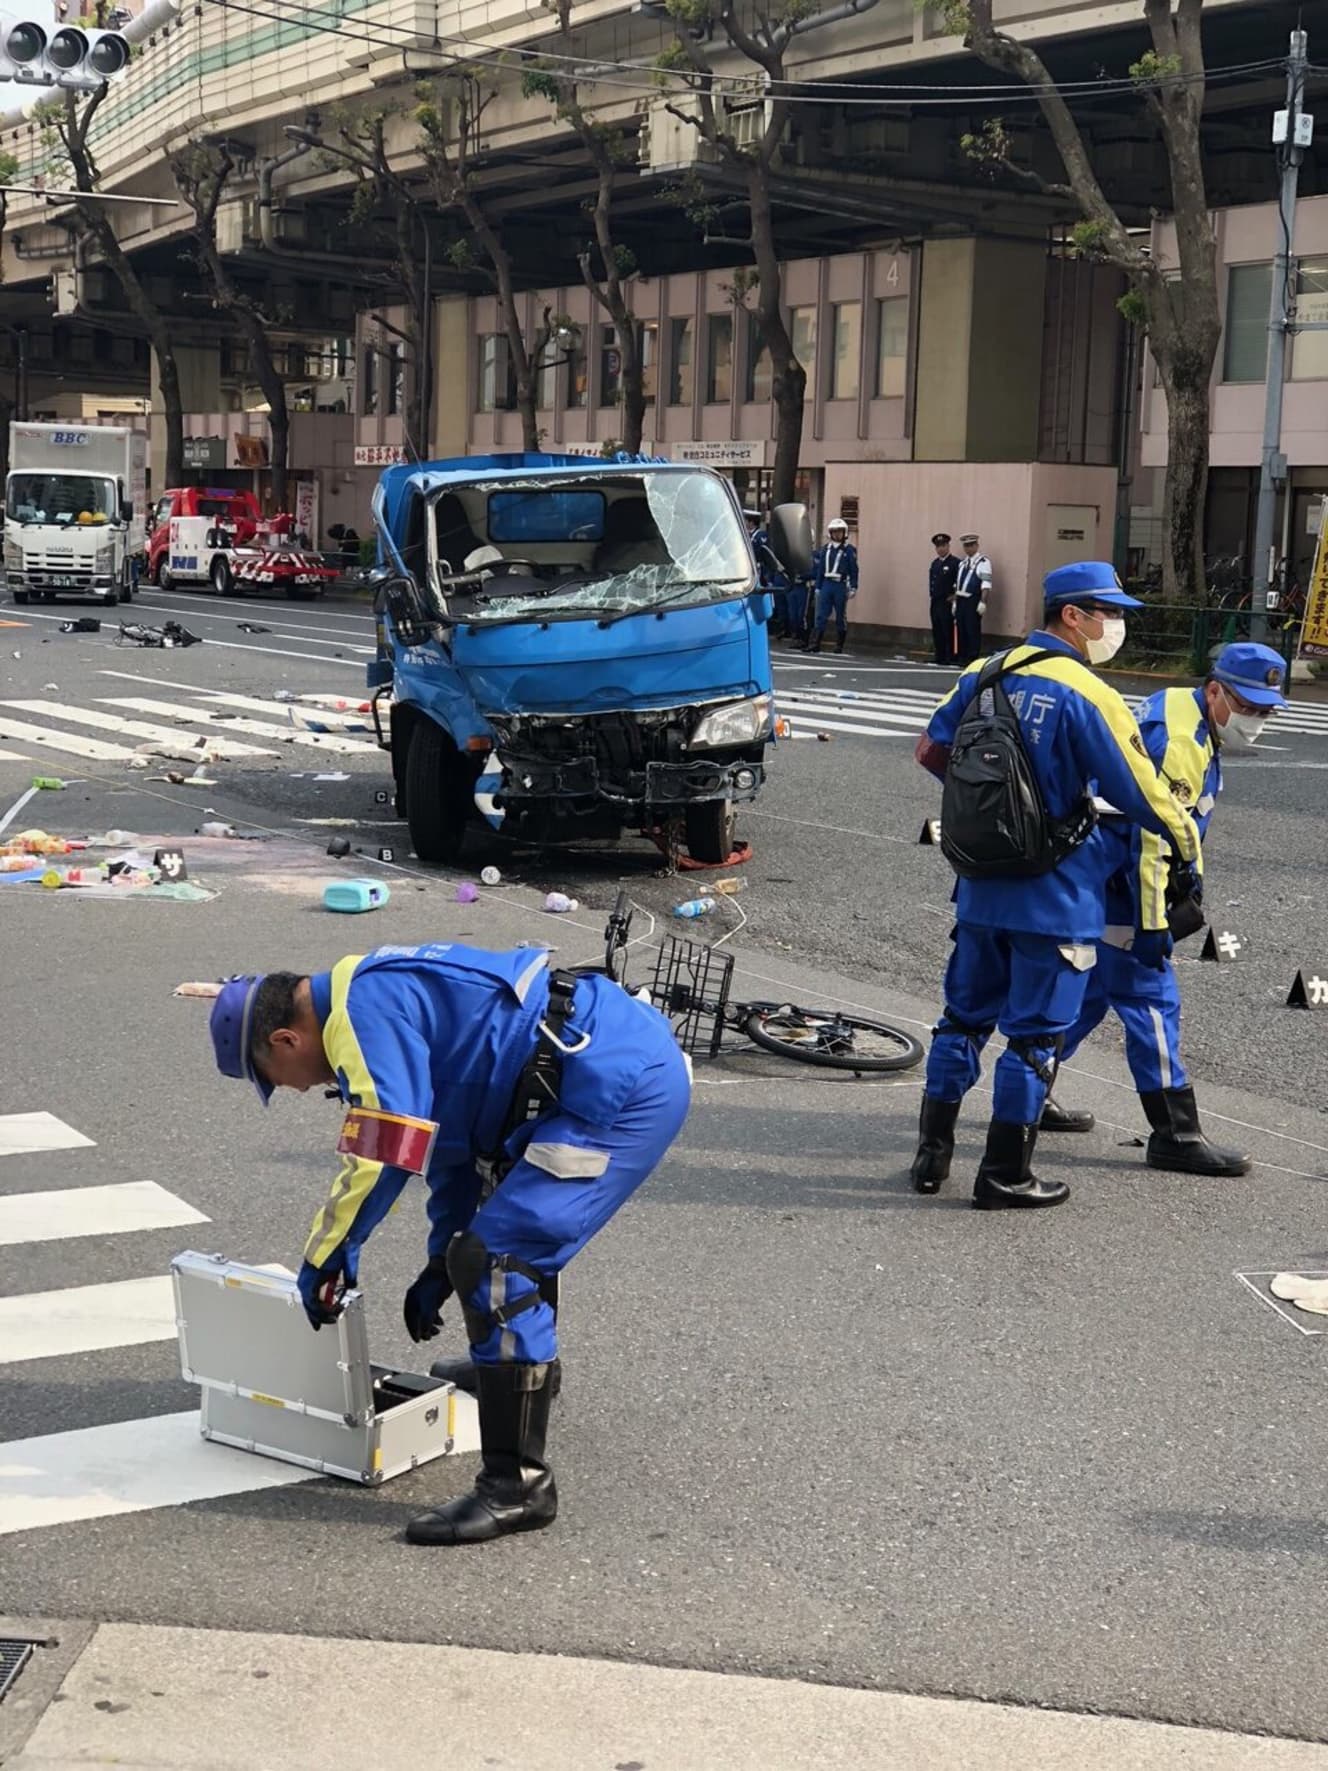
left=124, top=599, right=376, bottom=654
left=0, top=712, right=139, bottom=761
left=779, top=697, right=929, bottom=730
left=189, top=690, right=381, bottom=730
left=0, top=1111, right=95, bottom=1158
left=784, top=713, right=913, bottom=740
left=13, top=609, right=367, bottom=668
left=0, top=1181, right=208, bottom=1247
left=0, top=701, right=275, bottom=759
left=0, top=746, right=30, bottom=760
left=0, top=1410, right=310, bottom=1537
left=134, top=587, right=374, bottom=631
left=0, top=1276, right=177, bottom=1365
left=100, top=697, right=376, bottom=756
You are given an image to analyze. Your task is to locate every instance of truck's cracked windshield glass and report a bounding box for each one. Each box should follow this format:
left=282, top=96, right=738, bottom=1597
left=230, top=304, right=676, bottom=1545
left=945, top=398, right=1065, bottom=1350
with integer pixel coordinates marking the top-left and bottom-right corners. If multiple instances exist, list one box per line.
left=430, top=471, right=751, bottom=622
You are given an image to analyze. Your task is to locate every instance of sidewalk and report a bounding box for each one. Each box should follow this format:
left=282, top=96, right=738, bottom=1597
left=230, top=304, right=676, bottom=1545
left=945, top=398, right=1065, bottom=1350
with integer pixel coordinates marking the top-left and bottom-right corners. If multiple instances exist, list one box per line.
left=4, top=1624, right=1327, bottom=1770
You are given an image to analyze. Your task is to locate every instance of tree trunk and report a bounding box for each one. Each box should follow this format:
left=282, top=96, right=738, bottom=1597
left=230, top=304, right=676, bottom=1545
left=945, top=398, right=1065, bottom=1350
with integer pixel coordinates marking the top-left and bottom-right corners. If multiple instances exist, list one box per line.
left=154, top=332, right=185, bottom=488
left=1156, top=356, right=1210, bottom=604
left=748, top=167, right=804, bottom=507
left=620, top=337, right=646, bottom=456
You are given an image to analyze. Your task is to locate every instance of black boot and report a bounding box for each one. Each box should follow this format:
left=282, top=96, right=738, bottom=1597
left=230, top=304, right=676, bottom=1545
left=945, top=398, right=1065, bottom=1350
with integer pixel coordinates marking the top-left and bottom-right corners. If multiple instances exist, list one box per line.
left=835, top=636, right=846, bottom=655
left=1139, top=1087, right=1250, bottom=1176
left=973, top=1119, right=1069, bottom=1211
left=1039, top=1095, right=1096, bottom=1133
left=807, top=638, right=822, bottom=654
left=405, top=1361, right=559, bottom=1546
left=910, top=1095, right=960, bottom=1194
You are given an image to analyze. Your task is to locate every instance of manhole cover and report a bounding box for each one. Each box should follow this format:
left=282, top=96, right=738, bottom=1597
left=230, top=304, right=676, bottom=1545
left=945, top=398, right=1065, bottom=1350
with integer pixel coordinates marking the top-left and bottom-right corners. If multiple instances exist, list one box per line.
left=0, top=1639, right=35, bottom=1703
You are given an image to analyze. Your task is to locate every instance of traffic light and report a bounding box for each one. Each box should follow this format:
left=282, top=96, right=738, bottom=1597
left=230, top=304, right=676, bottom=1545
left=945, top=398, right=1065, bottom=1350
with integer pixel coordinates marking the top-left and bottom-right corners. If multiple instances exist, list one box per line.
left=2, top=19, right=132, bottom=91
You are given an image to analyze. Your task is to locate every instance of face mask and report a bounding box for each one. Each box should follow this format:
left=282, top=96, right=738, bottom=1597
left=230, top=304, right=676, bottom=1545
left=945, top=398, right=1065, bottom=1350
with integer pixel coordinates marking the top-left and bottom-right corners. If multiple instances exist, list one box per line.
left=1083, top=616, right=1125, bottom=665
left=1218, top=692, right=1266, bottom=748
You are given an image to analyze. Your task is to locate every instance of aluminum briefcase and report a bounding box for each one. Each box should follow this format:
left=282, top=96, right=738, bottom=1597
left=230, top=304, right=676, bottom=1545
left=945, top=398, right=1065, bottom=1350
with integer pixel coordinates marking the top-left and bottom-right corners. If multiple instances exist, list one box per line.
left=172, top=1250, right=479, bottom=1484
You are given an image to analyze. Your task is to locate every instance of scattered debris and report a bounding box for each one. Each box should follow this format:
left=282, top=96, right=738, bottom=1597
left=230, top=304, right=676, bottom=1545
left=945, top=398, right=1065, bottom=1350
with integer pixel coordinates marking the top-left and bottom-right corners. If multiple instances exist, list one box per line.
left=199, top=820, right=237, bottom=838
left=116, top=620, right=203, bottom=649
left=313, top=771, right=351, bottom=782
left=1271, top=1272, right=1328, bottom=1316
left=713, top=876, right=746, bottom=895
left=544, top=892, right=579, bottom=914
left=42, top=682, right=58, bottom=691
left=31, top=776, right=66, bottom=792
left=456, top=881, right=479, bottom=904
left=480, top=866, right=502, bottom=887
left=237, top=622, right=272, bottom=634
left=672, top=896, right=716, bottom=919
left=272, top=690, right=296, bottom=703
left=326, top=836, right=352, bottom=858
left=59, top=617, right=102, bottom=634
left=175, top=981, right=224, bottom=998
left=324, top=879, right=390, bottom=914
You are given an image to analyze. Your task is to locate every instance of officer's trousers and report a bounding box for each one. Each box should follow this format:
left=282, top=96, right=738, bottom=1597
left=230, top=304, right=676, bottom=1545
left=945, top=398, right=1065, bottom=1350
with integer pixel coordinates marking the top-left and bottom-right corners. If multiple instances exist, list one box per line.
left=930, top=598, right=954, bottom=666
left=1059, top=941, right=1188, bottom=1094
left=924, top=925, right=1096, bottom=1124
left=954, top=596, right=982, bottom=665
left=814, top=582, right=849, bottom=642
left=456, top=1032, right=692, bottom=1366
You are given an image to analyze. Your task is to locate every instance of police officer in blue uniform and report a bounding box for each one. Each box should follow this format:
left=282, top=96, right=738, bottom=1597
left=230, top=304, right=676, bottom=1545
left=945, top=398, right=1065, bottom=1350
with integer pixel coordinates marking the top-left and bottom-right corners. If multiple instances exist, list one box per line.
left=209, top=944, right=691, bottom=1545
left=928, top=533, right=960, bottom=666
left=1039, top=642, right=1287, bottom=1174
left=910, top=561, right=1201, bottom=1210
left=808, top=517, right=859, bottom=654
left=751, top=512, right=794, bottom=640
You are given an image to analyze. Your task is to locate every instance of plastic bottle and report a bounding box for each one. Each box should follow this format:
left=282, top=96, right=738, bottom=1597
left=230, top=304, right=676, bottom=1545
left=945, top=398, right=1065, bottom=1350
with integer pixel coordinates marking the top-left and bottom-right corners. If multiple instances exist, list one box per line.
left=672, top=896, right=716, bottom=920
left=544, top=892, right=579, bottom=914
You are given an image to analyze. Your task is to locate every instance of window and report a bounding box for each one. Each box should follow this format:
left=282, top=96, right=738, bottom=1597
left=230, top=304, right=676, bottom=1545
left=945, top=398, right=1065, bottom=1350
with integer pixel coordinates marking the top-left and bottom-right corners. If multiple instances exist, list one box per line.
left=668, top=316, right=694, bottom=405
left=361, top=343, right=379, bottom=417
left=600, top=325, right=623, bottom=407
left=640, top=321, right=658, bottom=404
left=831, top=302, right=861, bottom=401
left=1223, top=264, right=1272, bottom=382
left=745, top=313, right=772, bottom=403
left=876, top=296, right=908, bottom=398
left=1293, top=258, right=1328, bottom=380
left=477, top=334, right=514, bottom=412
left=706, top=312, right=733, bottom=402
left=388, top=341, right=406, bottom=416
left=790, top=305, right=817, bottom=380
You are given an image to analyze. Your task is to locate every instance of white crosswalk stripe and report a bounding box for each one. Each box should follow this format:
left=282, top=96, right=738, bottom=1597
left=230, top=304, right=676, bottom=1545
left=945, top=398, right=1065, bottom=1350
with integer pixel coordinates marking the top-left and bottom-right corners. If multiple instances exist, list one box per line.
left=1, top=701, right=275, bottom=759
left=102, top=697, right=377, bottom=755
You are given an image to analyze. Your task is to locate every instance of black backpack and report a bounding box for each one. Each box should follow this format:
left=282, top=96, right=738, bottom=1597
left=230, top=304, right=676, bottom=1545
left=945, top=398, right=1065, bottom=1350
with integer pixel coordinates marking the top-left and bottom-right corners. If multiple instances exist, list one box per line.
left=940, top=649, right=1097, bottom=880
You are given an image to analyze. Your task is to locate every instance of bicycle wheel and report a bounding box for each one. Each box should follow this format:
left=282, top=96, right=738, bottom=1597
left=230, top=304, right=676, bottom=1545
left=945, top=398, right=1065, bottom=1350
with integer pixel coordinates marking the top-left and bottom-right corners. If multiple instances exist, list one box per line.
left=742, top=1003, right=924, bottom=1072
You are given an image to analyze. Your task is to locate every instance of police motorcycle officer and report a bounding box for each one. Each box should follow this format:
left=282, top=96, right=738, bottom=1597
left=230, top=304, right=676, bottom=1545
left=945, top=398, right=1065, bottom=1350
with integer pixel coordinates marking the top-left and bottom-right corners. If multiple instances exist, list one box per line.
left=910, top=562, right=1201, bottom=1210
left=808, top=517, right=860, bottom=654
left=1038, top=641, right=1287, bottom=1175
left=209, top=944, right=691, bottom=1545
left=750, top=510, right=794, bottom=641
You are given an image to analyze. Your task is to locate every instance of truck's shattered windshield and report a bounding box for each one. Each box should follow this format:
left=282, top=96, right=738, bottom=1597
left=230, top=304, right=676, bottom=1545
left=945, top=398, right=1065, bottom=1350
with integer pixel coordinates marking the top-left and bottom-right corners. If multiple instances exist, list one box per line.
left=429, top=469, right=753, bottom=623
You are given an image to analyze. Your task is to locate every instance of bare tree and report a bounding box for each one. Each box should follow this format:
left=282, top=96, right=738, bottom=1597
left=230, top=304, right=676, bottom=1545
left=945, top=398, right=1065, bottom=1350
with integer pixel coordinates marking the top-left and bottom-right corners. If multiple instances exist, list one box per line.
left=417, top=76, right=544, bottom=450
left=960, top=0, right=1219, bottom=602
left=170, top=144, right=292, bottom=511
left=52, top=87, right=184, bottom=486
left=657, top=0, right=805, bottom=504
left=522, top=41, right=647, bottom=453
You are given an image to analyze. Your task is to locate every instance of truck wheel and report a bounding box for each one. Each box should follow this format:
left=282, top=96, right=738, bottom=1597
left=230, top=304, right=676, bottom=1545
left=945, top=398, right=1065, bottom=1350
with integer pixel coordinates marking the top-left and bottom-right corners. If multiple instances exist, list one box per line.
left=120, top=566, right=134, bottom=603
left=102, top=585, right=119, bottom=608
left=685, top=799, right=736, bottom=866
left=11, top=591, right=28, bottom=605
left=405, top=721, right=472, bottom=865
left=211, top=557, right=233, bottom=596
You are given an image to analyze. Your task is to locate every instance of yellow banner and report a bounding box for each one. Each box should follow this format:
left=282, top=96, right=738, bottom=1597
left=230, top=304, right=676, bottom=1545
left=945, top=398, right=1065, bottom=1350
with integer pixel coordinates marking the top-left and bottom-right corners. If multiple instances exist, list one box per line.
left=1301, top=521, right=1328, bottom=657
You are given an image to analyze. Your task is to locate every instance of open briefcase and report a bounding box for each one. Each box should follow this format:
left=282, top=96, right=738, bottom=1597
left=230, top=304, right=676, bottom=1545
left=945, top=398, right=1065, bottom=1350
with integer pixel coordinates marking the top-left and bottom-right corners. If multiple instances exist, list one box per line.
left=172, top=1250, right=479, bottom=1484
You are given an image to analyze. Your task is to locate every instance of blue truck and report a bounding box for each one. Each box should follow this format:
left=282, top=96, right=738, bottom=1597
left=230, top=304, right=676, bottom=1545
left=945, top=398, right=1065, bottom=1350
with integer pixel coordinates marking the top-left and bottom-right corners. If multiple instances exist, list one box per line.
left=368, top=452, right=805, bottom=866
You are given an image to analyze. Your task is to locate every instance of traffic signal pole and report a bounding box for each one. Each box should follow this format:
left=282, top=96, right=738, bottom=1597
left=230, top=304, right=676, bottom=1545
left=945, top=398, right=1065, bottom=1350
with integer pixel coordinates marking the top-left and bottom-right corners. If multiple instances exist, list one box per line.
left=1250, top=30, right=1311, bottom=639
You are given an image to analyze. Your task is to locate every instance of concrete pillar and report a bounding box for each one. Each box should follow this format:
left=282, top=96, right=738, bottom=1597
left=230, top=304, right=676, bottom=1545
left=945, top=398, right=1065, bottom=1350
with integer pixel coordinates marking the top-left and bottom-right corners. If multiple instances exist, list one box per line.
left=913, top=237, right=1047, bottom=464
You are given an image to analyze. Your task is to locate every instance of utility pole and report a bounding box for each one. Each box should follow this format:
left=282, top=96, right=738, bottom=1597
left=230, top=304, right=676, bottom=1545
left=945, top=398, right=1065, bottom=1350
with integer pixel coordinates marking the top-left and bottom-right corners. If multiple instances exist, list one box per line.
left=1250, top=29, right=1312, bottom=638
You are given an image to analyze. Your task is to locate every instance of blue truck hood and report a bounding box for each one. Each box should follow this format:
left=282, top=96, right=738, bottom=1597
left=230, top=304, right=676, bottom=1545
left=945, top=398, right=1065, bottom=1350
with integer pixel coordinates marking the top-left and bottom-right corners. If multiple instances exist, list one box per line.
left=452, top=597, right=762, bottom=716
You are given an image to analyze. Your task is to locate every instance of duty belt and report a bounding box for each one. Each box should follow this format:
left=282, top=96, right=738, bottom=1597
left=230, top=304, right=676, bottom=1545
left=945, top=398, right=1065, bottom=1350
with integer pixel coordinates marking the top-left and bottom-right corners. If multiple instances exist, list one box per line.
left=476, top=970, right=581, bottom=1196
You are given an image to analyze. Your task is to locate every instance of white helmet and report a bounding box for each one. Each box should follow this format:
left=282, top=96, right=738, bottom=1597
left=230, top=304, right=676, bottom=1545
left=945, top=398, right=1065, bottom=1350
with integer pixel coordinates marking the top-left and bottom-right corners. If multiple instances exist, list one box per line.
left=827, top=518, right=848, bottom=537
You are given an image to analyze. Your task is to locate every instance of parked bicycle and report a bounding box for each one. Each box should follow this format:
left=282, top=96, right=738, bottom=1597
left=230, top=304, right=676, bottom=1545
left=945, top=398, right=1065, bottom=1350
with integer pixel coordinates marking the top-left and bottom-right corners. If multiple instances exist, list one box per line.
left=597, top=892, right=923, bottom=1074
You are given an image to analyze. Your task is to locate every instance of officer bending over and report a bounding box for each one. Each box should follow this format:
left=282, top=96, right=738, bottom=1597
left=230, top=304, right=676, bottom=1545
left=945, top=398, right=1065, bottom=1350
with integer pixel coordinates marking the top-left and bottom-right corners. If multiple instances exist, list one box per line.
left=1040, top=641, right=1287, bottom=1174
left=210, top=944, right=691, bottom=1546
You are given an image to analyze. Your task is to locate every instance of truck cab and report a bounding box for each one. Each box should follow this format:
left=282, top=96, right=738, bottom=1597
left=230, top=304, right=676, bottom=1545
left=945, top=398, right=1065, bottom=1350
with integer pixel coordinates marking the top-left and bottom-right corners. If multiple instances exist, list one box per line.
left=5, top=423, right=147, bottom=606
left=149, top=487, right=260, bottom=587
left=369, top=453, right=786, bottom=866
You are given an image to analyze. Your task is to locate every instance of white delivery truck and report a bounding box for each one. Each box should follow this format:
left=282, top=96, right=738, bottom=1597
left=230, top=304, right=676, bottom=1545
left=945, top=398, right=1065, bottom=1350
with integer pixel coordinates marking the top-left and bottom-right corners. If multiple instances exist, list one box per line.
left=4, top=422, right=148, bottom=605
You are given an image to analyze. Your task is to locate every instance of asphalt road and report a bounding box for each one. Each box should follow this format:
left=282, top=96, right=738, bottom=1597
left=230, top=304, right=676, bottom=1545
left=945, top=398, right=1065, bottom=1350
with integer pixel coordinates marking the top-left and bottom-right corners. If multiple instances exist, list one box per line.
left=2, top=585, right=1328, bottom=1742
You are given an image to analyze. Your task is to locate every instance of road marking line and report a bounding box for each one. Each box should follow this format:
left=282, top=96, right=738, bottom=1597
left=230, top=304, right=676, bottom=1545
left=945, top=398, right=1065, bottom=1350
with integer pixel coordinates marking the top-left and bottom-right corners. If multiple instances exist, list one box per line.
left=785, top=714, right=914, bottom=739
left=780, top=697, right=929, bottom=729
left=0, top=745, right=31, bottom=761
left=0, top=1410, right=311, bottom=1536
left=0, top=1181, right=208, bottom=1246
left=0, top=701, right=274, bottom=759
left=0, top=713, right=139, bottom=761
left=188, top=689, right=382, bottom=730
left=14, top=608, right=365, bottom=667
left=100, top=697, right=376, bottom=755
left=0, top=1111, right=95, bottom=1158
left=0, top=1276, right=177, bottom=1365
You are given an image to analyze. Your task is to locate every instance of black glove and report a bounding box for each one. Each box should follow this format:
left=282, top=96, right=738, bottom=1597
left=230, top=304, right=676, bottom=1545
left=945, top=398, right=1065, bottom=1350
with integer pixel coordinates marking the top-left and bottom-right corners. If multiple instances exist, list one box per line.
left=1131, top=927, right=1174, bottom=972
left=403, top=1254, right=454, bottom=1343
left=297, top=1247, right=357, bottom=1332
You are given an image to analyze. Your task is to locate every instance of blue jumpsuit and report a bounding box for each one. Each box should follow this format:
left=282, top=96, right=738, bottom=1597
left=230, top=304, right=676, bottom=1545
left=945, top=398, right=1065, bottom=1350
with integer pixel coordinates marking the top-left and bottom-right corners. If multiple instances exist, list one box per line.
left=812, top=540, right=859, bottom=644
left=301, top=945, right=692, bottom=1366
left=920, top=637, right=1201, bottom=1125
left=752, top=527, right=793, bottom=635
left=1060, top=686, right=1219, bottom=1092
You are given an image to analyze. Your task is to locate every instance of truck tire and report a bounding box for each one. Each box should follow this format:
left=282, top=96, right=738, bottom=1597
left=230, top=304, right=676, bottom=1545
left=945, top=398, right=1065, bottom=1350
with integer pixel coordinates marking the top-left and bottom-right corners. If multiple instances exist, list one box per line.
left=211, top=556, right=234, bottom=596
left=102, top=585, right=119, bottom=608
left=11, top=591, right=28, bottom=605
left=405, top=721, right=472, bottom=865
left=120, top=564, right=134, bottom=603
left=685, top=799, right=736, bottom=866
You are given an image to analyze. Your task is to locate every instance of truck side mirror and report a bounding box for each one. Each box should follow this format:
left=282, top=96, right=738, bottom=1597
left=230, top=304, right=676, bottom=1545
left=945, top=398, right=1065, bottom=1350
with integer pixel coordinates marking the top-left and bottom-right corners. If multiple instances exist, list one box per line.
left=374, top=574, right=435, bottom=648
left=121, top=500, right=133, bottom=524
left=767, top=503, right=814, bottom=580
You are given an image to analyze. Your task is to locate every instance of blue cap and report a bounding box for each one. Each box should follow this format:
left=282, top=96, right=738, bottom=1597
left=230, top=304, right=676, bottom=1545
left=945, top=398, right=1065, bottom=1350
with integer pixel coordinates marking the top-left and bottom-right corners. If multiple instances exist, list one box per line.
left=1043, top=561, right=1142, bottom=610
left=1212, top=641, right=1289, bottom=709
left=209, top=975, right=272, bottom=1105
